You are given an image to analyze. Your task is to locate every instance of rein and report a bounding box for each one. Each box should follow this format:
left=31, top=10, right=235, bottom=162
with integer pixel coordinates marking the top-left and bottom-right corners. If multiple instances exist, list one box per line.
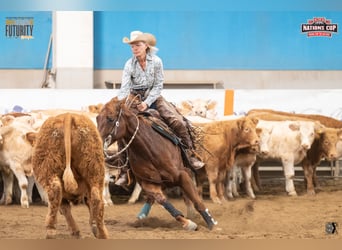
left=103, top=100, right=140, bottom=160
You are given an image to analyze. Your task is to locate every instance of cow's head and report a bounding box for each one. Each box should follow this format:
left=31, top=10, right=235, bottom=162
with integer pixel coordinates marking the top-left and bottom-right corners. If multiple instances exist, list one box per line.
left=177, top=99, right=217, bottom=119
left=255, top=120, right=275, bottom=156
left=235, top=117, right=260, bottom=149
left=319, top=127, right=342, bottom=161
left=294, top=121, right=319, bottom=151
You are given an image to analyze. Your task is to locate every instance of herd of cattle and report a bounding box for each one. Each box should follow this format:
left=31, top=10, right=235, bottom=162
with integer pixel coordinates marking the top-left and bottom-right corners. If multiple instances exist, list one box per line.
left=1, top=98, right=342, bottom=238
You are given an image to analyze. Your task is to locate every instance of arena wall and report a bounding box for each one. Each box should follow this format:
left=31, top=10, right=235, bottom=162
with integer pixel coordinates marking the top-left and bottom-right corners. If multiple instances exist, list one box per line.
left=1, top=89, right=341, bottom=120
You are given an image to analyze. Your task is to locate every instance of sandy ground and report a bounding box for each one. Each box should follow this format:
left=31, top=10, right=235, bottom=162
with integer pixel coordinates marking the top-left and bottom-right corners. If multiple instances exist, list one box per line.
left=1, top=176, right=342, bottom=240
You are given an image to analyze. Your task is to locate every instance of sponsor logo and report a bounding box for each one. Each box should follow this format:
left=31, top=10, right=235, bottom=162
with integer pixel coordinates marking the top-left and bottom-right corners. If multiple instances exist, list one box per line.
left=301, top=17, right=338, bottom=37
left=5, top=17, right=34, bottom=40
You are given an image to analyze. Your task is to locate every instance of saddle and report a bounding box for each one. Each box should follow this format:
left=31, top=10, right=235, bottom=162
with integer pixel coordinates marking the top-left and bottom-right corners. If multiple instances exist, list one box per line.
left=138, top=110, right=197, bottom=173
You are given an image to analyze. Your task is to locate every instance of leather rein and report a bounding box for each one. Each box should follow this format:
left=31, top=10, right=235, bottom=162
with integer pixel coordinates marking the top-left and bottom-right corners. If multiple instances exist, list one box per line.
left=103, top=96, right=141, bottom=163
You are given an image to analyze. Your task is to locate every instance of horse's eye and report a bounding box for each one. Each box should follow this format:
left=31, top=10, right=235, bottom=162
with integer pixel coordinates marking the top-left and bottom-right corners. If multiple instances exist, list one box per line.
left=106, top=116, right=115, bottom=123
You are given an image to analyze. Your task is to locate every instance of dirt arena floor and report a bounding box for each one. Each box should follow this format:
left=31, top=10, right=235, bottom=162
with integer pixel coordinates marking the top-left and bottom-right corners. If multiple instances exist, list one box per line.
left=1, top=176, right=342, bottom=240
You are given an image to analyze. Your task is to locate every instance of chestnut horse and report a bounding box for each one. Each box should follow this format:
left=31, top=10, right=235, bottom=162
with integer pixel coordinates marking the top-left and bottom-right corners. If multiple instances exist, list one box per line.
left=96, top=97, right=217, bottom=230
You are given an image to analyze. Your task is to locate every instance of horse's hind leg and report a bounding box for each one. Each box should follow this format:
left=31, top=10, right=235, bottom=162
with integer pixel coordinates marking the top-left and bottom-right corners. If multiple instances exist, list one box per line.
left=141, top=182, right=197, bottom=231
left=178, top=171, right=218, bottom=230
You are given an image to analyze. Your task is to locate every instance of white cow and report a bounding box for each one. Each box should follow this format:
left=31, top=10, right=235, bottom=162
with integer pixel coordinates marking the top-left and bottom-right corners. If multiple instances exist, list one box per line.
left=227, top=119, right=323, bottom=198
left=177, top=99, right=218, bottom=120
left=0, top=114, right=38, bottom=207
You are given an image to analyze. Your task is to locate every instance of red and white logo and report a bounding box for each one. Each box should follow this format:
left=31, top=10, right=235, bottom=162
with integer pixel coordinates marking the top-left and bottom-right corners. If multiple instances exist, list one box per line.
left=301, top=17, right=338, bottom=37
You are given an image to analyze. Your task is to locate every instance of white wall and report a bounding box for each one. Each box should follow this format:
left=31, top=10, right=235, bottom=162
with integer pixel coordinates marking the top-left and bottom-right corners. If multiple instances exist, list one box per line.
left=1, top=89, right=342, bottom=120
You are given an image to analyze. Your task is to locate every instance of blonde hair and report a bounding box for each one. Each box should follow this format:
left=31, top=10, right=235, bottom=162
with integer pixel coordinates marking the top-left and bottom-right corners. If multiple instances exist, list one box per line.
left=147, top=45, right=159, bottom=55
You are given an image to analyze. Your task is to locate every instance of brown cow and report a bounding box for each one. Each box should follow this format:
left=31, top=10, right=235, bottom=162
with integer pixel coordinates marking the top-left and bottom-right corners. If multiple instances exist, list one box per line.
left=28, top=113, right=108, bottom=239
left=247, top=109, right=342, bottom=195
left=194, top=117, right=260, bottom=204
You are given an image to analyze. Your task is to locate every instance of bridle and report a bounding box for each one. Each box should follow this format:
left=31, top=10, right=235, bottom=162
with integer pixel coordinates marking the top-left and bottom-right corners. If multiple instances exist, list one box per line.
left=103, top=97, right=141, bottom=161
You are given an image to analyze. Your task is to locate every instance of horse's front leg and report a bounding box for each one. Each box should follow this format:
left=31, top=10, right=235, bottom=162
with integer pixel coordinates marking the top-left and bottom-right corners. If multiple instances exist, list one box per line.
left=140, top=182, right=198, bottom=231
left=136, top=195, right=154, bottom=219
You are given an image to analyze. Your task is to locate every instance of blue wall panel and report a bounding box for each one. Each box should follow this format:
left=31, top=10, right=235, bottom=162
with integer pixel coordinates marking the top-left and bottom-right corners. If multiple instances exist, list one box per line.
left=0, top=8, right=341, bottom=70
left=94, top=11, right=342, bottom=70
left=0, top=11, right=52, bottom=69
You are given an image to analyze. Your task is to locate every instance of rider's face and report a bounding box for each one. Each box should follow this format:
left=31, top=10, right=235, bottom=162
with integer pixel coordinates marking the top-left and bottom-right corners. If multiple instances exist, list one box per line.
left=130, top=42, right=148, bottom=58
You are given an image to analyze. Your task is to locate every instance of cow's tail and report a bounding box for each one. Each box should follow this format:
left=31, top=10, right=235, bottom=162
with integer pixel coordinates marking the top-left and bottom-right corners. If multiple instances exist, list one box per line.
left=62, top=113, right=78, bottom=193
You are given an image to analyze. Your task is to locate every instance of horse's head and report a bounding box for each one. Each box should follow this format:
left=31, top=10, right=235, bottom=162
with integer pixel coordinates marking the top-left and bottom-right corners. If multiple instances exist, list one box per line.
left=96, top=96, right=126, bottom=146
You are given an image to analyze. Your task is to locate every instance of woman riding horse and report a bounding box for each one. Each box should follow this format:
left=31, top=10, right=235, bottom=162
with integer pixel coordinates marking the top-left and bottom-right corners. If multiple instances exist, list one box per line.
left=96, top=96, right=218, bottom=230
left=114, top=31, right=204, bottom=186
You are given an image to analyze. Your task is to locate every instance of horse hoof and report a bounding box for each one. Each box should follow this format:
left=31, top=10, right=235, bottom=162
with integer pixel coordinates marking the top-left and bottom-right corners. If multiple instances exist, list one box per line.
left=183, top=220, right=198, bottom=231
left=137, top=213, right=147, bottom=219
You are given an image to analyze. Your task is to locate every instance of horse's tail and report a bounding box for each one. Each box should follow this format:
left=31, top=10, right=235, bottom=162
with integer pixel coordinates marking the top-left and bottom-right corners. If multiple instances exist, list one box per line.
left=62, top=113, right=78, bottom=193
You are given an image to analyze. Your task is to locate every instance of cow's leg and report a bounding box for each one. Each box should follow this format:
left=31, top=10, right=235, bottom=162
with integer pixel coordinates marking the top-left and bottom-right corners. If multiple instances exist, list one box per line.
left=251, top=162, right=261, bottom=191
left=11, top=165, right=29, bottom=208
left=241, top=164, right=256, bottom=199
left=302, top=158, right=316, bottom=195
left=225, top=167, right=236, bottom=200
left=282, top=159, right=297, bottom=196
left=194, top=167, right=207, bottom=199
left=128, top=182, right=142, bottom=204
left=140, top=181, right=198, bottom=231
left=216, top=169, right=227, bottom=203
left=45, top=176, right=63, bottom=239
left=103, top=172, right=113, bottom=206
left=232, top=166, right=242, bottom=197
left=86, top=186, right=109, bottom=239
left=206, top=167, right=221, bottom=204
left=59, top=199, right=81, bottom=238
left=35, top=179, right=48, bottom=205
left=27, top=175, right=35, bottom=204
left=312, top=165, right=319, bottom=188
left=177, top=170, right=218, bottom=230
left=0, top=169, right=14, bottom=205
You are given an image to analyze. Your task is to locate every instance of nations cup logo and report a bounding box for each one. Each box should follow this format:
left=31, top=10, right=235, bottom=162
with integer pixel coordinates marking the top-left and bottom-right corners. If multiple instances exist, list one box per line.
left=301, top=17, right=338, bottom=37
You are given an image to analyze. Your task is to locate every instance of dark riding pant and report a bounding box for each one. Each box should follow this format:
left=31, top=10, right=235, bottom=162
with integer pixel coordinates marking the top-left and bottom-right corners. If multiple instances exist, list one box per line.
left=153, top=96, right=193, bottom=149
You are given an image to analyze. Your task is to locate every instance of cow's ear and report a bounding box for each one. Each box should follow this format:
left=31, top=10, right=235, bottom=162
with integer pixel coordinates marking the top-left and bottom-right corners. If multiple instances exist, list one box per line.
left=256, top=127, right=262, bottom=136
left=26, top=132, right=37, bottom=146
left=2, top=115, right=15, bottom=126
left=207, top=100, right=217, bottom=110
left=288, top=122, right=300, bottom=131
left=314, top=121, right=325, bottom=134
left=236, top=119, right=245, bottom=130
left=251, top=117, right=259, bottom=125
left=180, top=100, right=193, bottom=110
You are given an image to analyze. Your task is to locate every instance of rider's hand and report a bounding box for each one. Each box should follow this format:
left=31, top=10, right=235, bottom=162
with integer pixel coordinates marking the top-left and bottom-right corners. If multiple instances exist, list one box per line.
left=137, top=102, right=148, bottom=111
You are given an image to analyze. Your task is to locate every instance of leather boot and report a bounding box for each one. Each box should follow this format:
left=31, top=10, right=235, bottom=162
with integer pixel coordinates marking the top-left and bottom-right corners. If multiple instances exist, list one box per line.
left=187, top=149, right=205, bottom=170
left=155, top=96, right=205, bottom=169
